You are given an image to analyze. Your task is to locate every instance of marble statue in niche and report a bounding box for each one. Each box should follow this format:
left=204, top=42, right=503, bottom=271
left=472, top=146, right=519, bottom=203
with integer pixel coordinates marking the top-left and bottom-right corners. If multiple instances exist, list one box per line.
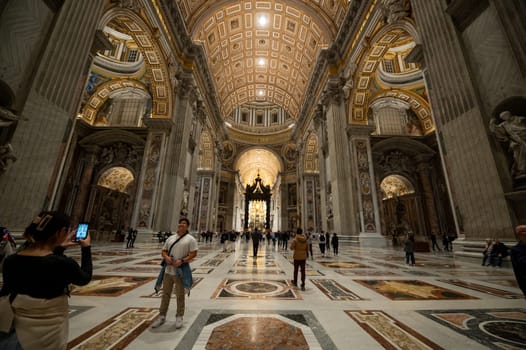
left=490, top=111, right=526, bottom=178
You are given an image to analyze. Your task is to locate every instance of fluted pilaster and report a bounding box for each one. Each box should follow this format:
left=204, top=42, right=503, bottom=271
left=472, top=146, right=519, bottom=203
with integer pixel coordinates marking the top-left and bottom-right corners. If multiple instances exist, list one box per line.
left=321, top=77, right=357, bottom=235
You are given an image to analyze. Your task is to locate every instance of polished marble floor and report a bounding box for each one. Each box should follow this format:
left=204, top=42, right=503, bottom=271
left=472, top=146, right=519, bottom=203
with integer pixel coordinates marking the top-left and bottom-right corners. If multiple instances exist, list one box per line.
left=11, top=238, right=526, bottom=349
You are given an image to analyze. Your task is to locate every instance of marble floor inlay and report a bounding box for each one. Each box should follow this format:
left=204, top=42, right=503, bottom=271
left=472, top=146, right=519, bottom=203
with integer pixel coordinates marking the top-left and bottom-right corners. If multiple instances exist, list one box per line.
left=354, top=279, right=478, bottom=300
left=438, top=279, right=524, bottom=299
left=417, top=309, right=526, bottom=349
left=212, top=278, right=299, bottom=299
left=345, top=310, right=444, bottom=350
left=67, top=307, right=157, bottom=350
left=310, top=279, right=365, bottom=300
left=3, top=239, right=524, bottom=349
left=178, top=310, right=336, bottom=350
left=71, top=275, right=155, bottom=296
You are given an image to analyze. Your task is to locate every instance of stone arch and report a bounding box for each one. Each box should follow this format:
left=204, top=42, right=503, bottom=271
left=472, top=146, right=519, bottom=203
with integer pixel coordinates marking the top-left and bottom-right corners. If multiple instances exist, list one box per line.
left=373, top=137, right=436, bottom=237
left=82, top=80, right=150, bottom=124
left=97, top=166, right=135, bottom=194
left=492, top=96, right=526, bottom=118
left=79, top=129, right=145, bottom=147
left=80, top=8, right=172, bottom=124
left=234, top=147, right=283, bottom=187
left=380, top=174, right=415, bottom=200
left=76, top=129, right=144, bottom=233
left=350, top=19, right=427, bottom=127
left=369, top=90, right=433, bottom=135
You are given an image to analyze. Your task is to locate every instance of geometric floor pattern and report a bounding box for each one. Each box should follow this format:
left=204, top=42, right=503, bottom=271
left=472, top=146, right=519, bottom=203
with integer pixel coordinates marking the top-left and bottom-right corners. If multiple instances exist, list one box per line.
left=417, top=309, right=526, bottom=349
left=2, top=238, right=525, bottom=349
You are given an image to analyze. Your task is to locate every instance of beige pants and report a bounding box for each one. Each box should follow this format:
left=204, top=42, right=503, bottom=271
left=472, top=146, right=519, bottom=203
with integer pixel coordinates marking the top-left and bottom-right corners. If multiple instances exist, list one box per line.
left=12, top=294, right=69, bottom=350
left=159, top=273, right=185, bottom=317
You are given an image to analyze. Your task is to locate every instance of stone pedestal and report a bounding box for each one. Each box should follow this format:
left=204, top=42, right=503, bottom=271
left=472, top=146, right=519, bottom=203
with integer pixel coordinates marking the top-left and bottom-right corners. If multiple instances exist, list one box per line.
left=357, top=233, right=390, bottom=248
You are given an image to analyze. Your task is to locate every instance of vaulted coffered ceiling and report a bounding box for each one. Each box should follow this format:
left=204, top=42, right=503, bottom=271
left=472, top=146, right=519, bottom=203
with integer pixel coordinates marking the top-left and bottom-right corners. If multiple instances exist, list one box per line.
left=176, top=0, right=351, bottom=119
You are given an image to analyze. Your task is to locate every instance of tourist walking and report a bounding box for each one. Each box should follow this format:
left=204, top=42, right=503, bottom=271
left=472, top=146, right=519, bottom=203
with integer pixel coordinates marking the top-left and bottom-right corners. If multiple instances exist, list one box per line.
left=430, top=232, right=440, bottom=251
left=331, top=233, right=339, bottom=256
left=290, top=228, right=309, bottom=291
left=318, top=231, right=326, bottom=257
left=404, top=235, right=415, bottom=265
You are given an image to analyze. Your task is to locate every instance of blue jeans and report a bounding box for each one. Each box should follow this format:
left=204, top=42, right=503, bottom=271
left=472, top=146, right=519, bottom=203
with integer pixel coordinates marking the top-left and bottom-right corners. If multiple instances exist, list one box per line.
left=155, top=264, right=166, bottom=289
left=0, top=330, right=23, bottom=350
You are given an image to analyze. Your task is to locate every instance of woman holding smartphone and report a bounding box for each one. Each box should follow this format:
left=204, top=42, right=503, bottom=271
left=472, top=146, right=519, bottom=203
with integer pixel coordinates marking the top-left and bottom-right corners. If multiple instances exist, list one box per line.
left=0, top=211, right=92, bottom=350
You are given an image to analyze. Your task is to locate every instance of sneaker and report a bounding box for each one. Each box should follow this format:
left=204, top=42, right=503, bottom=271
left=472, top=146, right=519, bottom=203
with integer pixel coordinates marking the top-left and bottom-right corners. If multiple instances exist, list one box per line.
left=175, top=316, right=183, bottom=329
left=154, top=286, right=161, bottom=295
left=151, top=316, right=166, bottom=328
left=290, top=280, right=297, bottom=286
left=301, top=285, right=305, bottom=291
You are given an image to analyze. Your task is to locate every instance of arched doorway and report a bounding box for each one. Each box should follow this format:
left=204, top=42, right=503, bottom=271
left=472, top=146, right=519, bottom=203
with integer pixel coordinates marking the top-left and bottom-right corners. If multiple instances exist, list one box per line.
left=244, top=174, right=272, bottom=230
left=87, top=166, right=135, bottom=237
left=232, top=148, right=282, bottom=232
left=380, top=174, right=422, bottom=241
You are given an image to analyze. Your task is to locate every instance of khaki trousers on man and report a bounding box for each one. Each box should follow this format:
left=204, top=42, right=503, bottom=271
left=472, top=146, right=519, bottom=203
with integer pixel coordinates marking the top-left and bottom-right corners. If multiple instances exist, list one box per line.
left=159, top=273, right=185, bottom=316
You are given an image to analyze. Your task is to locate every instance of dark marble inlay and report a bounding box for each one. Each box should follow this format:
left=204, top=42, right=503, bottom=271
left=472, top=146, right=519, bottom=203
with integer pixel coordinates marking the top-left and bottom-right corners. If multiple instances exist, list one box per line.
left=335, top=269, right=400, bottom=276
left=235, top=260, right=278, bottom=268
left=418, top=308, right=526, bottom=349
left=237, top=282, right=279, bottom=293
left=439, top=279, right=523, bottom=299
left=481, top=321, right=526, bottom=345
left=201, top=258, right=225, bottom=266
left=402, top=270, right=438, bottom=276
left=354, top=279, right=478, bottom=300
left=311, top=279, right=364, bottom=300
left=71, top=275, right=154, bottom=297
left=192, top=267, right=214, bottom=274
left=228, top=269, right=286, bottom=275
left=213, top=279, right=298, bottom=300
left=109, top=266, right=161, bottom=273
left=317, top=261, right=371, bottom=269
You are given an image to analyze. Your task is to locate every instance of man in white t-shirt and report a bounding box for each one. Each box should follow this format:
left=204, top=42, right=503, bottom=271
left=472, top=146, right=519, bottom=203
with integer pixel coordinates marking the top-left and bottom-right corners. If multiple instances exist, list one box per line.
left=151, top=218, right=198, bottom=329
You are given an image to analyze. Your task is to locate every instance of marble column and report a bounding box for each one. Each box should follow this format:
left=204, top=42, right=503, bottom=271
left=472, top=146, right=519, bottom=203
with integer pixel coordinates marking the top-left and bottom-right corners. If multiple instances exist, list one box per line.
left=348, top=125, right=382, bottom=239
left=132, top=119, right=170, bottom=231
left=313, top=105, right=329, bottom=233
left=412, top=0, right=514, bottom=239
left=187, top=110, right=206, bottom=231
left=195, top=172, right=214, bottom=232
left=302, top=175, right=321, bottom=232
left=0, top=0, right=105, bottom=229
left=71, top=145, right=100, bottom=225
left=155, top=75, right=196, bottom=231
left=416, top=155, right=440, bottom=236
left=321, top=77, right=357, bottom=236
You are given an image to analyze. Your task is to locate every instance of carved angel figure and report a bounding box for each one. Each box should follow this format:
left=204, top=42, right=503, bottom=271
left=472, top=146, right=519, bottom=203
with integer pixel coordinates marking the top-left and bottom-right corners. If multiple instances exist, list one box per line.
left=490, top=111, right=526, bottom=177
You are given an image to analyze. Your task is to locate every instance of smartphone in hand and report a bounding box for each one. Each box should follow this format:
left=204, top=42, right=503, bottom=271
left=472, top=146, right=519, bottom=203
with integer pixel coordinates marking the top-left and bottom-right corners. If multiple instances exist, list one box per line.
left=75, top=223, right=89, bottom=241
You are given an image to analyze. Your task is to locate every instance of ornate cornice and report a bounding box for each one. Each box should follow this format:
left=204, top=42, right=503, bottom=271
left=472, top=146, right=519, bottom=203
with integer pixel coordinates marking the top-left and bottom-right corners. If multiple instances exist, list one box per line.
left=157, top=0, right=225, bottom=139
left=293, top=0, right=372, bottom=140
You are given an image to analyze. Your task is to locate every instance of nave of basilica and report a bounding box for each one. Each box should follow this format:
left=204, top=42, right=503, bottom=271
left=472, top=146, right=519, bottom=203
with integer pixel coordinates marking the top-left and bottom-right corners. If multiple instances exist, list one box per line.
left=0, top=0, right=526, bottom=348
left=1, top=0, right=526, bottom=251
